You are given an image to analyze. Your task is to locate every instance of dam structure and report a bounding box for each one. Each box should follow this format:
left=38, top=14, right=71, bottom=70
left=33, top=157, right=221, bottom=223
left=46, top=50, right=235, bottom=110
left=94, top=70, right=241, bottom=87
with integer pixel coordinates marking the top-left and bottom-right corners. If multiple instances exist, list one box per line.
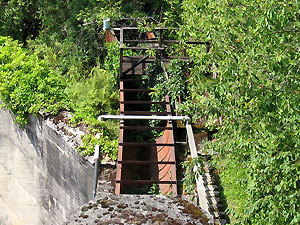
left=0, top=109, right=94, bottom=225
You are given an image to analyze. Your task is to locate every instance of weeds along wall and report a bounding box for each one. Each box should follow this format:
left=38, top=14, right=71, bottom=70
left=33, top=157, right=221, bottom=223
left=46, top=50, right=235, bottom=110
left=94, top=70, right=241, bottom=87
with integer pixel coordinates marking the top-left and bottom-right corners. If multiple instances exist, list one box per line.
left=0, top=108, right=94, bottom=225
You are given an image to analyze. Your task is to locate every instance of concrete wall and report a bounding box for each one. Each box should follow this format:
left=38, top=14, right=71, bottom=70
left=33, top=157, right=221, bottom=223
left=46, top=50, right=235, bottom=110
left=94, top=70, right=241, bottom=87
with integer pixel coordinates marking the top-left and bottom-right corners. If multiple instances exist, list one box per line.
left=0, top=109, right=94, bottom=225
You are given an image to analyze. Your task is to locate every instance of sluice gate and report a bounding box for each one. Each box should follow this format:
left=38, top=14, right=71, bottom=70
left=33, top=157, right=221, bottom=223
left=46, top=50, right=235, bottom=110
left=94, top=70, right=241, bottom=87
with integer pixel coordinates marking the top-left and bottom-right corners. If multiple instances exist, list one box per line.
left=116, top=54, right=177, bottom=195
left=103, top=27, right=207, bottom=195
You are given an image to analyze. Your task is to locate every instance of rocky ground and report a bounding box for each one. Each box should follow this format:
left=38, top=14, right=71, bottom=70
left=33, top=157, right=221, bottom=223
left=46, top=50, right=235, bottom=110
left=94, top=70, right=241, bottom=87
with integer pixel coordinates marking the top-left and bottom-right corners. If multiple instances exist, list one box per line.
left=64, top=166, right=212, bottom=224
left=65, top=194, right=211, bottom=225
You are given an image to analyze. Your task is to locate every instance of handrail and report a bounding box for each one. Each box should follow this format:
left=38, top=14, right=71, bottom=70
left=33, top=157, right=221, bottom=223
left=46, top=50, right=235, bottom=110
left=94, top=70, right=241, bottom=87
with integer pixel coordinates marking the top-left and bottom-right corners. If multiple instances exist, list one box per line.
left=98, top=115, right=190, bottom=121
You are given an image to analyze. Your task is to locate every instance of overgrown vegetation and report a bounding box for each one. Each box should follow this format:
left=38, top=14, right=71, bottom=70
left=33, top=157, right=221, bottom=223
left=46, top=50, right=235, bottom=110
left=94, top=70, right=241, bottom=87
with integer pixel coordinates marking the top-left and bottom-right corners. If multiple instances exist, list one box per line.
left=145, top=59, right=192, bottom=109
left=0, top=0, right=179, bottom=160
left=1, top=0, right=299, bottom=223
left=0, top=36, right=69, bottom=125
left=175, top=1, right=300, bottom=224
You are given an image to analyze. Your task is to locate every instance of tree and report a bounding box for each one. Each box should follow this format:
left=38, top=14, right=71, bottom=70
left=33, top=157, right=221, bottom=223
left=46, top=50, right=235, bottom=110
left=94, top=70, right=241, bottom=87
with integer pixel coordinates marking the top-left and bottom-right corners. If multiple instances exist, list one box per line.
left=176, top=0, right=300, bottom=224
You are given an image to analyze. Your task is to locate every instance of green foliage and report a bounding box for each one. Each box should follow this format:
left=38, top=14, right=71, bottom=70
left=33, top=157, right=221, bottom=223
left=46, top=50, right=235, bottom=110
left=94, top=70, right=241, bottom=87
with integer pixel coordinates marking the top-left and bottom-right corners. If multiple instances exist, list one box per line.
left=0, top=0, right=181, bottom=162
left=78, top=130, right=118, bottom=160
left=67, top=66, right=119, bottom=125
left=65, top=65, right=119, bottom=160
left=181, top=157, right=204, bottom=195
left=178, top=0, right=300, bottom=224
left=145, top=59, right=192, bottom=111
left=103, top=42, right=120, bottom=89
left=0, top=36, right=69, bottom=125
left=0, top=0, right=40, bottom=42
left=148, top=183, right=161, bottom=195
left=28, top=37, right=89, bottom=81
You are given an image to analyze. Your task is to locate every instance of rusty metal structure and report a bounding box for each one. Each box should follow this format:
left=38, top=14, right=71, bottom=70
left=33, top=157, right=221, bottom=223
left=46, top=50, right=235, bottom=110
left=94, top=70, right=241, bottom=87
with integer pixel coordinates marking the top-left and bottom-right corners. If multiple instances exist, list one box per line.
left=105, top=27, right=208, bottom=195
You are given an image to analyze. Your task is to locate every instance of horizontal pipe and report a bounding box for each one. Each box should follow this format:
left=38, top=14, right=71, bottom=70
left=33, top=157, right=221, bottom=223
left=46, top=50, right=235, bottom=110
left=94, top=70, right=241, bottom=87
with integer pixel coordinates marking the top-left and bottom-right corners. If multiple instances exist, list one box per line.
left=115, top=180, right=177, bottom=184
left=98, top=115, right=190, bottom=121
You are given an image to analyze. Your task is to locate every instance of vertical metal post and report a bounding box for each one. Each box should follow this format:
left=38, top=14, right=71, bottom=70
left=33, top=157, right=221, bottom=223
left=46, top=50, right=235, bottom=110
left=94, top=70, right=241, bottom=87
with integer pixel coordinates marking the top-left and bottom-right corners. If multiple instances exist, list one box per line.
left=92, top=145, right=100, bottom=198
left=119, top=28, right=124, bottom=78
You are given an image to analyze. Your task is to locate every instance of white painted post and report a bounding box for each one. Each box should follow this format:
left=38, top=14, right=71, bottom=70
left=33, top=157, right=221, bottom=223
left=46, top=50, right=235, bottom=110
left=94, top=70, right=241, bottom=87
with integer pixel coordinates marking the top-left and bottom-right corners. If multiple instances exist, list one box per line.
left=186, top=120, right=211, bottom=217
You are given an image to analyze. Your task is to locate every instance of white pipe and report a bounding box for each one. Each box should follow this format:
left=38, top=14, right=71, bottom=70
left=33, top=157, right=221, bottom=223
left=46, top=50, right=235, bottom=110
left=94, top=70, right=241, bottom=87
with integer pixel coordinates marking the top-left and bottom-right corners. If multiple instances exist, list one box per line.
left=98, top=115, right=190, bottom=121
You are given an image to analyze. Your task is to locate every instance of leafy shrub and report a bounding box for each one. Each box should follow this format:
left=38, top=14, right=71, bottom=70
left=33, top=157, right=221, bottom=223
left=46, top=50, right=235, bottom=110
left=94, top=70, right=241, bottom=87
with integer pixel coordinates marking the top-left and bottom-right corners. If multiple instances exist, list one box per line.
left=103, top=42, right=120, bottom=89
left=0, top=36, right=69, bottom=125
left=66, top=65, right=119, bottom=160
left=177, top=1, right=300, bottom=224
left=0, top=0, right=40, bottom=42
left=145, top=59, right=192, bottom=111
left=77, top=131, right=118, bottom=160
left=66, top=66, right=119, bottom=125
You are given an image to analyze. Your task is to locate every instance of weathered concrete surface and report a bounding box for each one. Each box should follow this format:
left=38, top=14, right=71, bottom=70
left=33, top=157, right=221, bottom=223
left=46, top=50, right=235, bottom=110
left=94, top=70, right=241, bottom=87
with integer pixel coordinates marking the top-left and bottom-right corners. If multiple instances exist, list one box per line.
left=66, top=194, right=210, bottom=225
left=0, top=109, right=94, bottom=225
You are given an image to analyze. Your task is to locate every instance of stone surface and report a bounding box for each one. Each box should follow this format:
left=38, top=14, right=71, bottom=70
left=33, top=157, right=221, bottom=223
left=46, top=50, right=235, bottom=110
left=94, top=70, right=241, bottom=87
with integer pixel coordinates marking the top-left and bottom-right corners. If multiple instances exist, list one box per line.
left=66, top=194, right=211, bottom=225
left=0, top=109, right=94, bottom=225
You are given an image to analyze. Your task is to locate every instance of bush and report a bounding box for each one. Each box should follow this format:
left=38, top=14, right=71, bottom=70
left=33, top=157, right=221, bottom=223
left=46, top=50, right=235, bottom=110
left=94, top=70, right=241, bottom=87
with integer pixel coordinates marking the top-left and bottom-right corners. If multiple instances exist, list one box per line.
left=177, top=1, right=300, bottom=224
left=0, top=36, right=69, bottom=125
left=67, top=66, right=119, bottom=125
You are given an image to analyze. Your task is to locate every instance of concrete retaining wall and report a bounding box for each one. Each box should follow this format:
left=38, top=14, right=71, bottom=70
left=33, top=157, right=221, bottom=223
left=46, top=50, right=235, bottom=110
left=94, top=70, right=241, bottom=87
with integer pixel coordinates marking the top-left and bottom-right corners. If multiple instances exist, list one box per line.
left=0, top=109, right=94, bottom=225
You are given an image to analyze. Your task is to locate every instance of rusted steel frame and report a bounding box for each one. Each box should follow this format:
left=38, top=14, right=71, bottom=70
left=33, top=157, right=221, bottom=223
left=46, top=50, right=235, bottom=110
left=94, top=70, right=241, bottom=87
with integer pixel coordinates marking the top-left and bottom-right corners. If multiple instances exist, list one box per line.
left=122, top=55, right=149, bottom=76
left=115, top=180, right=177, bottom=184
left=156, top=121, right=177, bottom=194
left=120, top=74, right=145, bottom=78
left=119, top=81, right=125, bottom=114
left=105, top=30, right=118, bottom=43
left=116, top=79, right=125, bottom=194
left=115, top=121, right=124, bottom=194
left=161, top=63, right=172, bottom=116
